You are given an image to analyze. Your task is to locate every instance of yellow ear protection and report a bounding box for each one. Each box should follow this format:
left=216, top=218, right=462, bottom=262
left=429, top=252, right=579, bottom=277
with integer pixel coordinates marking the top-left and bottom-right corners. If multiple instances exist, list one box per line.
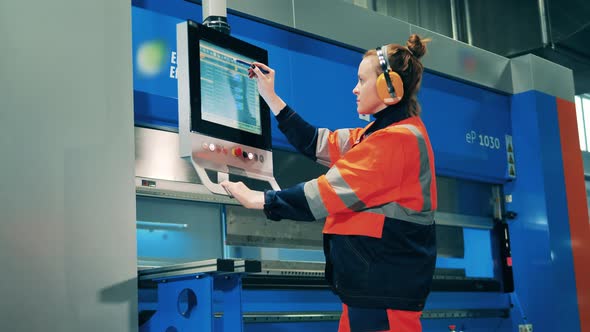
left=376, top=45, right=404, bottom=105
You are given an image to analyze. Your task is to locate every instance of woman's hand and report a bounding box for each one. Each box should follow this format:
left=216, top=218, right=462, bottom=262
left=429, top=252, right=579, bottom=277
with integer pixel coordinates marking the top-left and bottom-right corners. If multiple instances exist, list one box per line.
left=249, top=62, right=286, bottom=115
left=220, top=181, right=265, bottom=209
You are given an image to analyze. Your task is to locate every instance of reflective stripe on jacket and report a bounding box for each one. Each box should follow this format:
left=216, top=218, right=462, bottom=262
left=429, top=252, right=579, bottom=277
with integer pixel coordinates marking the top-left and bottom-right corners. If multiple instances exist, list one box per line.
left=304, top=116, right=437, bottom=238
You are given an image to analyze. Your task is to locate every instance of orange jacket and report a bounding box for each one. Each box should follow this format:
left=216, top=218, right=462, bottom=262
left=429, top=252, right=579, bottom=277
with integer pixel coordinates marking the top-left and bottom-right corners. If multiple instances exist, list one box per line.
left=264, top=105, right=438, bottom=311
left=303, top=115, right=437, bottom=238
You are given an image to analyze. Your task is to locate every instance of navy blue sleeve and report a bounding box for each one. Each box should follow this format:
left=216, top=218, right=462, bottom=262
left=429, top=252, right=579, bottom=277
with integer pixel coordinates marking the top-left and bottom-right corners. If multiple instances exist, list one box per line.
left=263, top=183, right=315, bottom=221
left=275, top=105, right=318, bottom=160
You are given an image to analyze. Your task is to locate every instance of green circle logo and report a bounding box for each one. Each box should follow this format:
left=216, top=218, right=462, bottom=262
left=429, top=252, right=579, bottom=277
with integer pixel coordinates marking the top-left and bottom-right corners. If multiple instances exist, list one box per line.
left=137, top=40, right=167, bottom=76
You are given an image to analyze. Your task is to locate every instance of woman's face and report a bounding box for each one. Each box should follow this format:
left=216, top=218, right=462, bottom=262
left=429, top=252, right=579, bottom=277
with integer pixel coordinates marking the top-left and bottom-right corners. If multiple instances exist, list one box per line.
left=353, top=56, right=386, bottom=115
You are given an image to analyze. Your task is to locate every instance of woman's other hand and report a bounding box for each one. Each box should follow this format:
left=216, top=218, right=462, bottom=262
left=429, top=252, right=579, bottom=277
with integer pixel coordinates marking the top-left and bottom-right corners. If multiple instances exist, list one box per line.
left=220, top=181, right=265, bottom=209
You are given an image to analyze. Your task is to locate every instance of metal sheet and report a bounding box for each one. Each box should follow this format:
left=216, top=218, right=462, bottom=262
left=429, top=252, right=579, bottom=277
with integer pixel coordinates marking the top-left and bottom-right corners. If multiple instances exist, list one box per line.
left=252, top=260, right=475, bottom=280
left=140, top=258, right=228, bottom=274
left=258, top=260, right=325, bottom=278
left=139, top=259, right=233, bottom=280
left=225, top=205, right=325, bottom=249
left=138, top=258, right=258, bottom=280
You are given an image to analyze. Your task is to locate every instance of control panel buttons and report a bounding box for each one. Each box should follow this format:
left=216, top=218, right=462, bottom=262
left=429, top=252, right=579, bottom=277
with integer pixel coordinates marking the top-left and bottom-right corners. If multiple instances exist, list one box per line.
left=203, top=144, right=266, bottom=163
left=201, top=142, right=227, bottom=154
left=232, top=147, right=242, bottom=157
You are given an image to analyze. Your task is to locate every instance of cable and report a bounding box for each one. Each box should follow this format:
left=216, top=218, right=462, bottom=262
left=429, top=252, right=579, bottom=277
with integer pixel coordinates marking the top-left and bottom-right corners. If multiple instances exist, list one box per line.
left=510, top=292, right=528, bottom=324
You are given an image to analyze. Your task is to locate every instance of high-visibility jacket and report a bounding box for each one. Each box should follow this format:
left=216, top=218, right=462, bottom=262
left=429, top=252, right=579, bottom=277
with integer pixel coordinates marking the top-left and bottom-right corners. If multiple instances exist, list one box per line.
left=264, top=104, right=437, bottom=313
left=304, top=112, right=437, bottom=237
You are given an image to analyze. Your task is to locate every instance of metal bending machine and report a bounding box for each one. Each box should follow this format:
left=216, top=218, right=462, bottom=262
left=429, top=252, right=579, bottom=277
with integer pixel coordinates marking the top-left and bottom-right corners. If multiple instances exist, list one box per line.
left=132, top=0, right=589, bottom=331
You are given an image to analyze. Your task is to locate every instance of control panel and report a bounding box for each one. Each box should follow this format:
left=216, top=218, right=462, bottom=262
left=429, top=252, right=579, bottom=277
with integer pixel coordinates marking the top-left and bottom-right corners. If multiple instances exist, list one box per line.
left=190, top=133, right=272, bottom=175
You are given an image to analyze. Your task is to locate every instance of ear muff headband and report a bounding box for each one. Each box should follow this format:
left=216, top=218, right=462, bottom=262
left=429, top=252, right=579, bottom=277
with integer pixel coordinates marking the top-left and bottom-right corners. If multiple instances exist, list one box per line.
left=375, top=45, right=404, bottom=105
left=377, top=46, right=395, bottom=97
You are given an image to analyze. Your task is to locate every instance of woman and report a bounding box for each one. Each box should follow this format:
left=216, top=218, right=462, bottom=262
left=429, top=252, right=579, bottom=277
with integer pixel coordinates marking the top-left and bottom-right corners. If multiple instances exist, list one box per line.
left=222, top=34, right=437, bottom=332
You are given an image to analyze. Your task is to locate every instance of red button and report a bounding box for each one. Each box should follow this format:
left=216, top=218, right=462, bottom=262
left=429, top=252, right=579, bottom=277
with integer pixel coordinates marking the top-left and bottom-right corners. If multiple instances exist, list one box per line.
left=232, top=147, right=242, bottom=157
